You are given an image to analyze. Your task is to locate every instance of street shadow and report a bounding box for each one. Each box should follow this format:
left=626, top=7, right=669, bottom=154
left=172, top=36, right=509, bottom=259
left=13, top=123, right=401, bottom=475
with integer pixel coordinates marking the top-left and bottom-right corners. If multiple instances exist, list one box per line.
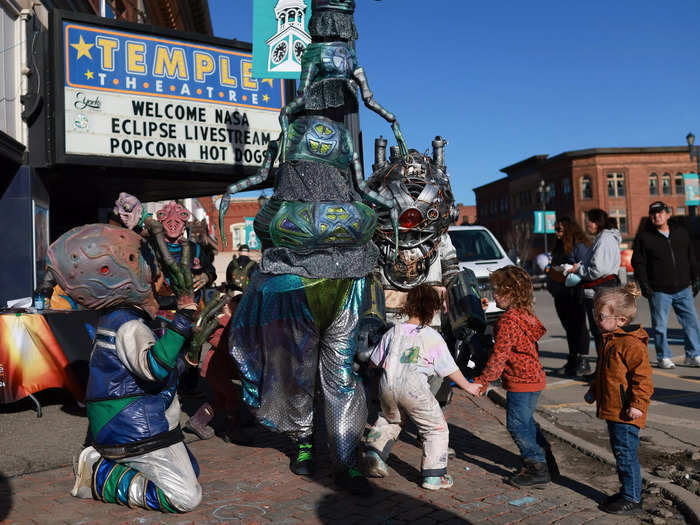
left=651, top=386, right=700, bottom=409
left=0, top=471, right=11, bottom=521
left=315, top=483, right=472, bottom=524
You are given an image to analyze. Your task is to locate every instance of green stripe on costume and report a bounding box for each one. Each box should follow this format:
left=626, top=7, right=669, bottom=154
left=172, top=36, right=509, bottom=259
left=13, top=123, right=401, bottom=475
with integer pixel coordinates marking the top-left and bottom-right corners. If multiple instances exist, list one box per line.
left=157, top=487, right=179, bottom=513
left=87, top=397, right=138, bottom=437
left=101, top=463, right=130, bottom=504
left=150, top=329, right=186, bottom=369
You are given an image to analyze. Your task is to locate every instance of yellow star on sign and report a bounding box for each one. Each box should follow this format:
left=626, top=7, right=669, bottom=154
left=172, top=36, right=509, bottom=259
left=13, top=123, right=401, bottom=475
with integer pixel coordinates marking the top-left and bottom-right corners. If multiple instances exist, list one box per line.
left=263, top=94, right=270, bottom=102
left=261, top=78, right=274, bottom=87
left=84, top=69, right=94, bottom=80
left=71, top=35, right=94, bottom=60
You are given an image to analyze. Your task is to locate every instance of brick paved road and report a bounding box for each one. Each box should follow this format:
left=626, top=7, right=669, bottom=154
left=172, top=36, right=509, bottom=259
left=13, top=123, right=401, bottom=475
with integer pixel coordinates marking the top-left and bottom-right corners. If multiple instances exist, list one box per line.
left=1, top=392, right=647, bottom=525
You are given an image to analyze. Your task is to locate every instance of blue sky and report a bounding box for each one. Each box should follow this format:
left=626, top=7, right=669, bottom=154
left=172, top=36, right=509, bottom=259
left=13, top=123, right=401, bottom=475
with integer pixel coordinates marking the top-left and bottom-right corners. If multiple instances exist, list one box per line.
left=209, top=1, right=700, bottom=205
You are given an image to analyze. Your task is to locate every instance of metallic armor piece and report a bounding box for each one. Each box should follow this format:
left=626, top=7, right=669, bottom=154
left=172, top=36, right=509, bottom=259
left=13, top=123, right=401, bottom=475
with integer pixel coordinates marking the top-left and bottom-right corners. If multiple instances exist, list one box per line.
left=368, top=138, right=458, bottom=291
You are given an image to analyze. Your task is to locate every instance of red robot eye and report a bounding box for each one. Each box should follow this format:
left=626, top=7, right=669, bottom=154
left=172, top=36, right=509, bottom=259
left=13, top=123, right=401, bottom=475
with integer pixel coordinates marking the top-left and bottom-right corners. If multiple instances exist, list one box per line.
left=399, top=208, right=422, bottom=229
left=100, top=266, right=109, bottom=274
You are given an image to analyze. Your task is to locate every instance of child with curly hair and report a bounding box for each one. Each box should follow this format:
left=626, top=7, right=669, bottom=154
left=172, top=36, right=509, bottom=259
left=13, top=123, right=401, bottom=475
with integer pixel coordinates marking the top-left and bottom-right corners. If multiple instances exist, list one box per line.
left=363, top=284, right=480, bottom=490
left=474, top=265, right=555, bottom=488
left=585, top=283, right=653, bottom=515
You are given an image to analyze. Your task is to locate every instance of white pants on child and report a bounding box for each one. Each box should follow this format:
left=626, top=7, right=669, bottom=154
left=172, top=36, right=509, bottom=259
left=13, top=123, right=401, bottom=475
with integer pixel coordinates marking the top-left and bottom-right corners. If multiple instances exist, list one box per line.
left=366, top=372, right=449, bottom=477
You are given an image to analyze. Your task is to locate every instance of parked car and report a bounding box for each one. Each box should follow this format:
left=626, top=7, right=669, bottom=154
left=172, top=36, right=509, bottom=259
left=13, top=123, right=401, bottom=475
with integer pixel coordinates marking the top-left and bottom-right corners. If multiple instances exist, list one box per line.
left=448, top=225, right=514, bottom=324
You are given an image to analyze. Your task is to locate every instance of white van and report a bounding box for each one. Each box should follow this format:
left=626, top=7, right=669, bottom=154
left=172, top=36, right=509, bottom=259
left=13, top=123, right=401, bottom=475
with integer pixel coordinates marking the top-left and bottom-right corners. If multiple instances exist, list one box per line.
left=447, top=225, right=514, bottom=324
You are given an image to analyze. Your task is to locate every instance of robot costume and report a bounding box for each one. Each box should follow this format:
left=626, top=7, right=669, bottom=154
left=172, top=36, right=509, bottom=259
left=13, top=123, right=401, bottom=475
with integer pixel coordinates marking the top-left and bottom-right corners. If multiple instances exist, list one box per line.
left=219, top=0, right=407, bottom=480
left=363, top=138, right=489, bottom=394
left=48, top=224, right=201, bottom=513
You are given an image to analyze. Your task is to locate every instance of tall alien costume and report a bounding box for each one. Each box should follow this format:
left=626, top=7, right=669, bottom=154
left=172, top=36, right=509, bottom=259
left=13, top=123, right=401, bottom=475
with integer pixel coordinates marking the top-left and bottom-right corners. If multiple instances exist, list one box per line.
left=360, top=138, right=490, bottom=405
left=218, top=0, right=407, bottom=491
left=49, top=223, right=213, bottom=513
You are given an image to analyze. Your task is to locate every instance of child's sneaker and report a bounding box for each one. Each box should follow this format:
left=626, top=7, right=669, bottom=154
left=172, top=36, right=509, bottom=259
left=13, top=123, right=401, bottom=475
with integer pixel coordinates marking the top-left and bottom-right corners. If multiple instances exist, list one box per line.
left=70, top=446, right=101, bottom=499
left=363, top=450, right=388, bottom=478
left=657, top=358, right=676, bottom=369
left=421, top=474, right=454, bottom=491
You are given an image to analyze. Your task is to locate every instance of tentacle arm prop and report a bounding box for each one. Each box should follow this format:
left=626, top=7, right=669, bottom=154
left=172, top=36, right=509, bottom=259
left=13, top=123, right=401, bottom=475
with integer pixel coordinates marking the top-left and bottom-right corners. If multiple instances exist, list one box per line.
left=219, top=139, right=279, bottom=248
left=347, top=134, right=399, bottom=257
left=186, top=291, right=234, bottom=366
left=353, top=67, right=408, bottom=160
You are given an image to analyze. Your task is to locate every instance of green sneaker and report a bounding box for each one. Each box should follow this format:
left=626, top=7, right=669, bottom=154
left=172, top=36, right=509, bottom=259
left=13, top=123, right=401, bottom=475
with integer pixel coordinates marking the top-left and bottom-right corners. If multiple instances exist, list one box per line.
left=291, top=442, right=314, bottom=476
left=335, top=466, right=373, bottom=496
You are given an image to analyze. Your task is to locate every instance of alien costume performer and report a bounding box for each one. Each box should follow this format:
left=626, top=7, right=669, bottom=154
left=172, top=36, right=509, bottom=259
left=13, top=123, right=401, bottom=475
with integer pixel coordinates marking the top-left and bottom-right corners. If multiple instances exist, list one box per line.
left=51, top=224, right=202, bottom=513
left=218, top=0, right=407, bottom=488
left=361, top=138, right=489, bottom=403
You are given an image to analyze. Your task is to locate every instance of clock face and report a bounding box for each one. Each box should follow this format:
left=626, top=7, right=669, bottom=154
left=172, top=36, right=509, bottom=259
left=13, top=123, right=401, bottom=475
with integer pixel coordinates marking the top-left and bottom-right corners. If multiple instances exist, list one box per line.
left=294, top=41, right=306, bottom=61
left=272, top=42, right=287, bottom=64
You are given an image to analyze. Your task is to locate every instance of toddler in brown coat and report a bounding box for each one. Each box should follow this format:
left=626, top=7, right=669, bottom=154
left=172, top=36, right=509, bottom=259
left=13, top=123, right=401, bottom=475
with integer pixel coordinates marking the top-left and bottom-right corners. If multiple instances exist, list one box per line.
left=585, top=283, right=653, bottom=515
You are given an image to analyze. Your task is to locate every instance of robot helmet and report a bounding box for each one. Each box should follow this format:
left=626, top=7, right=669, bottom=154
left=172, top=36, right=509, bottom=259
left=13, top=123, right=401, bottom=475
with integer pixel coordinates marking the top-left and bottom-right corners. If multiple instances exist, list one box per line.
left=46, top=224, right=159, bottom=316
left=367, top=136, right=458, bottom=290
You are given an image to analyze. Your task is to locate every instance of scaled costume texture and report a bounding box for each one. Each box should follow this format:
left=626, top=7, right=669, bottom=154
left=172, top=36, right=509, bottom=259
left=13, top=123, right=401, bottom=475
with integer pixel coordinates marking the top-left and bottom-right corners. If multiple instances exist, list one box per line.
left=219, top=0, right=406, bottom=472
left=47, top=224, right=201, bottom=512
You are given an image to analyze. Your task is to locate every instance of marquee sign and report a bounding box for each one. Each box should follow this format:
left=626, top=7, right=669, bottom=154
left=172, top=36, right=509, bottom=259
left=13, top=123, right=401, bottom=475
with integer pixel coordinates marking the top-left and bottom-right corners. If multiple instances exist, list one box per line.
left=52, top=11, right=290, bottom=171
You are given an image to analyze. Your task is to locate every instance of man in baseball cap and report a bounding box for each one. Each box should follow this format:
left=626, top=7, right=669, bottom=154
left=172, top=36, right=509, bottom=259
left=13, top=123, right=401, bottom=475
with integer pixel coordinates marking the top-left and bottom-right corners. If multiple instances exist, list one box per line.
left=632, top=201, right=700, bottom=369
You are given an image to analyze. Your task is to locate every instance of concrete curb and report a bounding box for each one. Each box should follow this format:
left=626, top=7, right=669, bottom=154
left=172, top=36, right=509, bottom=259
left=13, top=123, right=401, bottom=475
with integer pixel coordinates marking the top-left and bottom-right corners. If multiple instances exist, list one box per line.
left=486, top=387, right=700, bottom=525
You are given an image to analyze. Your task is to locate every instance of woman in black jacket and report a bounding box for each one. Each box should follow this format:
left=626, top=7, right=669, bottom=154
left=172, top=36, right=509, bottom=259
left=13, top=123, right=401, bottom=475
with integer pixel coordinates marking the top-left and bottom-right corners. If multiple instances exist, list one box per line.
left=547, top=217, right=591, bottom=376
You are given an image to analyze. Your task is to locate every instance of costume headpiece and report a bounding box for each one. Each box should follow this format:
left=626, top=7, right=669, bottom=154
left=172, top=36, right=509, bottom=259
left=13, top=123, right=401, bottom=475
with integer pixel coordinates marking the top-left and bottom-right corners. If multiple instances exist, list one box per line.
left=47, top=224, right=159, bottom=316
left=156, top=201, right=190, bottom=242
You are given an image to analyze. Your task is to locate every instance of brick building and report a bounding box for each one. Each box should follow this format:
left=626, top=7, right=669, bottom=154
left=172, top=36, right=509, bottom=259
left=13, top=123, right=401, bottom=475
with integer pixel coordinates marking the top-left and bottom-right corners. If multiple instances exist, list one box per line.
left=456, top=204, right=477, bottom=225
left=474, top=147, right=697, bottom=262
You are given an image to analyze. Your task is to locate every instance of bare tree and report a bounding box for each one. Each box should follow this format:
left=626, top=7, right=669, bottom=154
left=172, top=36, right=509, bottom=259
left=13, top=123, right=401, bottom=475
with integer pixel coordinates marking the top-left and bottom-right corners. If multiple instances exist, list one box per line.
left=503, top=221, right=533, bottom=267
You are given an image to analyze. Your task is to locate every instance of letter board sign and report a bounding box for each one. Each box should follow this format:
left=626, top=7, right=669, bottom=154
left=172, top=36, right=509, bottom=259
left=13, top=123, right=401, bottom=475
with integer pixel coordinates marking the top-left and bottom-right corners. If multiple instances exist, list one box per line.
left=51, top=11, right=289, bottom=171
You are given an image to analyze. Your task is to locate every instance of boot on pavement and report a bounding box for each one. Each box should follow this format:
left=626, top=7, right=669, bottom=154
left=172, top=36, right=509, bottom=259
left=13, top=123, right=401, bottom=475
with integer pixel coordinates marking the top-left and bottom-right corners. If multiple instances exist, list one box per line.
left=363, top=450, right=388, bottom=478
left=183, top=403, right=215, bottom=439
left=574, top=355, right=592, bottom=377
left=507, top=459, right=550, bottom=488
left=71, top=446, right=101, bottom=499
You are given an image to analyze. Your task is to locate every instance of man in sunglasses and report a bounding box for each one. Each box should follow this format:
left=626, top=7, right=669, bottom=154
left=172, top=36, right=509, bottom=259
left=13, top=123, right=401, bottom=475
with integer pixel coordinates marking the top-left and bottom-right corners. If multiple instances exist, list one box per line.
left=631, top=201, right=700, bottom=369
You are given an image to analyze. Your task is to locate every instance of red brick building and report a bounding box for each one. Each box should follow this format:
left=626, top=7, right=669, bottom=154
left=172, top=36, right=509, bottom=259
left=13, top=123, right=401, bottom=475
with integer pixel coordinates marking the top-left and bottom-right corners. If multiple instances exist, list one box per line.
left=474, top=147, right=697, bottom=262
left=456, top=204, right=477, bottom=225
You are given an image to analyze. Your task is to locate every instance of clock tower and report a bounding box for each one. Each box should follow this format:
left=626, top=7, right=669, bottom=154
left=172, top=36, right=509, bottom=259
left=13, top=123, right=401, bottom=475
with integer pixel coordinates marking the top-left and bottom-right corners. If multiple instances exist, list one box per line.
left=266, top=0, right=311, bottom=73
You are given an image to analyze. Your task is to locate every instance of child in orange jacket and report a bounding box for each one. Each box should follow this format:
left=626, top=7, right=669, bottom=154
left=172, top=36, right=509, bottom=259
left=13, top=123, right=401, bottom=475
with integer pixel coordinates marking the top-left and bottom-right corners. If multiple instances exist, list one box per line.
left=585, top=283, right=653, bottom=515
left=472, top=266, right=555, bottom=488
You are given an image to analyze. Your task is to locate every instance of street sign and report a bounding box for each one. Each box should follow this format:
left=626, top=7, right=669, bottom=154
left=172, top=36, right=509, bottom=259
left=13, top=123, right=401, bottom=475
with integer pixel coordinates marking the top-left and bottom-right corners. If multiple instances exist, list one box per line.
left=684, top=173, right=699, bottom=206
left=252, top=0, right=312, bottom=79
left=534, top=211, right=556, bottom=234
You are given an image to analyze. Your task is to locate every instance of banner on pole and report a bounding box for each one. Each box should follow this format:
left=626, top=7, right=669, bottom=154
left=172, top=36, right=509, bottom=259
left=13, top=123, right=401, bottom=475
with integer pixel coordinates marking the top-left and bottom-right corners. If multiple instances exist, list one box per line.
left=683, top=173, right=699, bottom=206
left=245, top=217, right=260, bottom=250
left=534, top=211, right=556, bottom=234
left=252, top=0, right=312, bottom=79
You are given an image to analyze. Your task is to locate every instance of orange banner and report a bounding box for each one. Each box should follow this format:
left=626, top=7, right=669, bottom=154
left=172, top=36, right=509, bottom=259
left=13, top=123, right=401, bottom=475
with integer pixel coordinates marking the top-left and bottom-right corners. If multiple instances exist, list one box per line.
left=0, top=313, right=84, bottom=404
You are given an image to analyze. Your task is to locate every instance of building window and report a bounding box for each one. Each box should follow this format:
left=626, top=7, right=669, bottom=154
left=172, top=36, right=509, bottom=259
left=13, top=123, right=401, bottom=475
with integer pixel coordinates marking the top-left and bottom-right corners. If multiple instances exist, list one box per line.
left=661, top=173, right=671, bottom=195
left=230, top=223, right=245, bottom=247
left=610, top=208, right=627, bottom=234
left=581, top=175, right=592, bottom=200
left=676, top=207, right=686, bottom=216
left=607, top=172, right=625, bottom=197
left=649, top=173, right=658, bottom=195
left=562, top=178, right=571, bottom=195
left=675, top=173, right=685, bottom=194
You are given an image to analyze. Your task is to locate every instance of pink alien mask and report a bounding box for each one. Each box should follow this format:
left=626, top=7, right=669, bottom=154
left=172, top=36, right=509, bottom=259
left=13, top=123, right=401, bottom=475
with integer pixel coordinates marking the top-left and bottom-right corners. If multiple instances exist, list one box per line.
left=114, top=192, right=143, bottom=230
left=156, top=201, right=191, bottom=242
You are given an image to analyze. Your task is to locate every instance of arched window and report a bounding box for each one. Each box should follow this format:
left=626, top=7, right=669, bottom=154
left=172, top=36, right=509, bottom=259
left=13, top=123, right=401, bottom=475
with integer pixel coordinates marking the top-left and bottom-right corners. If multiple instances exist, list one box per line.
left=581, top=175, right=592, bottom=200
left=675, top=173, right=685, bottom=194
left=662, top=173, right=671, bottom=195
left=649, top=173, right=658, bottom=195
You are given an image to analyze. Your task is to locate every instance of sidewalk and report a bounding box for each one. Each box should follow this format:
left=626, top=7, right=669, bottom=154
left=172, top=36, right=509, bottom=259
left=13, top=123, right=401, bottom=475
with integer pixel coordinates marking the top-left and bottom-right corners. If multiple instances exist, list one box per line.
left=2, top=391, right=661, bottom=525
